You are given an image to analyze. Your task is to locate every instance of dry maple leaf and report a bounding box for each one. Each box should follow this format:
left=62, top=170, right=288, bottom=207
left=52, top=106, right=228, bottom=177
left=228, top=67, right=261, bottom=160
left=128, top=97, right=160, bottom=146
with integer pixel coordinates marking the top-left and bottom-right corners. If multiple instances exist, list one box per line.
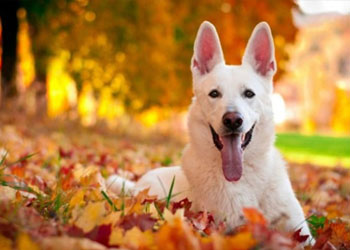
left=40, top=236, right=107, bottom=250
left=329, top=221, right=350, bottom=246
left=85, top=224, right=111, bottom=246
left=171, top=198, right=192, bottom=215
left=16, top=233, right=40, bottom=250
left=74, top=201, right=107, bottom=233
left=156, top=218, right=201, bottom=250
left=59, top=147, right=73, bottom=159
left=243, top=207, right=267, bottom=226
left=225, top=232, right=257, bottom=250
left=293, top=228, right=309, bottom=243
left=119, top=213, right=157, bottom=232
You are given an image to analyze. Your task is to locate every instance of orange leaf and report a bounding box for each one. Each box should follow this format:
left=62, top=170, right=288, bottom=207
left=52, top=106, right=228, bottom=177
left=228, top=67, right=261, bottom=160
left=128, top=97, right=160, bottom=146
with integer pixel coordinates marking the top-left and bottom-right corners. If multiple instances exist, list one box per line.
left=11, top=165, right=25, bottom=178
left=243, top=207, right=267, bottom=225
left=226, top=232, right=257, bottom=250
left=330, top=222, right=350, bottom=246
left=156, top=218, right=200, bottom=250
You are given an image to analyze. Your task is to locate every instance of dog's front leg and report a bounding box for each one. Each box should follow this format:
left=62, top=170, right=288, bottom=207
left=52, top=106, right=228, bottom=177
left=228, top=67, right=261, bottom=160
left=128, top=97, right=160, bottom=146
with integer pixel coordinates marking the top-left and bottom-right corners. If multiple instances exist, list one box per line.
left=282, top=195, right=315, bottom=246
left=260, top=184, right=314, bottom=246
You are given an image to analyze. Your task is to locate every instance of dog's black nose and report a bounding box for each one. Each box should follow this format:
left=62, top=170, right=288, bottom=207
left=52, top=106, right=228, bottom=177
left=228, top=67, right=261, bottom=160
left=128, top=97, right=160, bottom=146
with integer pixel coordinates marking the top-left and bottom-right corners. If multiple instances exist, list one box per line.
left=222, top=112, right=243, bottom=131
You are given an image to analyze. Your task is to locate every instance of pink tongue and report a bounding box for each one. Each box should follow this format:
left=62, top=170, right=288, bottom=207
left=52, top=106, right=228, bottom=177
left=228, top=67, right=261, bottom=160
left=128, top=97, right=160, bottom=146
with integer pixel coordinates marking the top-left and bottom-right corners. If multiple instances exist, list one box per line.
left=220, top=135, right=243, bottom=181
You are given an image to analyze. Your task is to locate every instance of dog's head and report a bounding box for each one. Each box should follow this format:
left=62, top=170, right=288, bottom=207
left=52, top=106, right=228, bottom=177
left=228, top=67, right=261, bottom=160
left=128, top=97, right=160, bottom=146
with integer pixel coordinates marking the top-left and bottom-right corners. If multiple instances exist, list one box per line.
left=191, top=21, right=276, bottom=182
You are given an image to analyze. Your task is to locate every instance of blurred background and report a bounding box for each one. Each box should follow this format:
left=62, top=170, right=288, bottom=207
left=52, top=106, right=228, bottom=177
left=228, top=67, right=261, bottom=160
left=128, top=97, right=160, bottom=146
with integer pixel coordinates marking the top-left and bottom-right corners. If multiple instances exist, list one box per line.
left=0, top=0, right=349, bottom=166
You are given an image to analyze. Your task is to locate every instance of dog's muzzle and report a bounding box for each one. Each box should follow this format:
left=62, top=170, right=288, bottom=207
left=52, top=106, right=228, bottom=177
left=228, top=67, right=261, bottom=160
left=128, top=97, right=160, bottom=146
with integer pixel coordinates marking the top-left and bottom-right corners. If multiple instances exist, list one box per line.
left=210, top=124, right=255, bottom=151
left=209, top=124, right=255, bottom=182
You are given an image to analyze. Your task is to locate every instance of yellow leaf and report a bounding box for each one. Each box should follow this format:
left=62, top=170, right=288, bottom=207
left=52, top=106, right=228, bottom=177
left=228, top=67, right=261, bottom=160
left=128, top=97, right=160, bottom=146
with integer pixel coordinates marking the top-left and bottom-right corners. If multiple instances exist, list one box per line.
left=109, top=227, right=124, bottom=246
left=73, top=165, right=100, bottom=186
left=75, top=201, right=106, bottom=233
left=0, top=235, right=12, bottom=250
left=163, top=208, right=184, bottom=223
left=124, top=227, right=154, bottom=249
left=17, top=233, right=40, bottom=250
left=127, top=188, right=158, bottom=215
left=149, top=203, right=161, bottom=219
left=90, top=188, right=103, bottom=201
left=69, top=189, right=85, bottom=208
left=127, top=201, right=143, bottom=215
left=134, top=188, right=158, bottom=204
left=100, top=211, right=121, bottom=226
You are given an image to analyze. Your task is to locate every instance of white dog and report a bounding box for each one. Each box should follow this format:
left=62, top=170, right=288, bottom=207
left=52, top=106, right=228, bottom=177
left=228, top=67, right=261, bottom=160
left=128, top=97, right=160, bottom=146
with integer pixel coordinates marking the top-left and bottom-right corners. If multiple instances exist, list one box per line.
left=108, top=21, right=312, bottom=240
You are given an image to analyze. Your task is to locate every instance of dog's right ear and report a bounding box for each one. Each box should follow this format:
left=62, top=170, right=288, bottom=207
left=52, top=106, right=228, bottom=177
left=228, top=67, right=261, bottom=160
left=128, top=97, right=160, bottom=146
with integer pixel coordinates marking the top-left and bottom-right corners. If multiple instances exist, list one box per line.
left=191, top=21, right=224, bottom=76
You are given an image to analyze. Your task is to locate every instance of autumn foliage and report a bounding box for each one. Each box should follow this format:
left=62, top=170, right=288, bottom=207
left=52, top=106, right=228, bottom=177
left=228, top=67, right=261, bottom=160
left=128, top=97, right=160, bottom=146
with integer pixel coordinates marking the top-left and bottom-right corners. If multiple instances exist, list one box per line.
left=1, top=1, right=349, bottom=249
left=21, top=0, right=296, bottom=114
left=0, top=116, right=349, bottom=249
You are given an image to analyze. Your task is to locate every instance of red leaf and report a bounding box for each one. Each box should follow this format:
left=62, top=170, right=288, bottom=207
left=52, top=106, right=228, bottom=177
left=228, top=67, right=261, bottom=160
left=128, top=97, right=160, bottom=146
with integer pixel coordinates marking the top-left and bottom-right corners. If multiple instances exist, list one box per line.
left=292, top=228, right=309, bottom=243
left=30, top=176, right=47, bottom=192
left=119, top=213, right=157, bottom=232
left=190, top=211, right=215, bottom=234
left=171, top=198, right=192, bottom=215
left=141, top=198, right=157, bottom=205
left=67, top=224, right=112, bottom=247
left=66, top=225, right=85, bottom=238
left=59, top=147, right=73, bottom=158
left=0, top=222, right=18, bottom=240
left=96, top=154, right=109, bottom=166
left=86, top=224, right=112, bottom=246
left=313, top=228, right=332, bottom=249
left=60, top=164, right=74, bottom=175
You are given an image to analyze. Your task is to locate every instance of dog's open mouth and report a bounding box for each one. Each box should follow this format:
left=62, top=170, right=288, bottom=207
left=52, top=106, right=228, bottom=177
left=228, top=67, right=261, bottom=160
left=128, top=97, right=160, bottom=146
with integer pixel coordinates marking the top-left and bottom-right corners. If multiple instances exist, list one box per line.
left=210, top=124, right=255, bottom=182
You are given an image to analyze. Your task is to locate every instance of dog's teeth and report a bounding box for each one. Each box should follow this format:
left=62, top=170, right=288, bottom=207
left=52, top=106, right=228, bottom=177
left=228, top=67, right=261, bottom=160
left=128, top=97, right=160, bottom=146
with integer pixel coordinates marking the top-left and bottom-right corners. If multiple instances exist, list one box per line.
left=241, top=134, right=245, bottom=143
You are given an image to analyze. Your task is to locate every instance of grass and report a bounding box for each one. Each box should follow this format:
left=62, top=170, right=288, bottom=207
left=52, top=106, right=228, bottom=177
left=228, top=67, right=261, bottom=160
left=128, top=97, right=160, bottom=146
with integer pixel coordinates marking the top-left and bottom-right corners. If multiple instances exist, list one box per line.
left=276, top=133, right=350, bottom=167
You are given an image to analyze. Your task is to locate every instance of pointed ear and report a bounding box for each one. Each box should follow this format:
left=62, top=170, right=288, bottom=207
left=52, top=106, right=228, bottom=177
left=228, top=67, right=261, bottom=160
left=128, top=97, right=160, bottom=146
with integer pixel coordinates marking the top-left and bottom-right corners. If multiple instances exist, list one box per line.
left=242, top=22, right=276, bottom=78
left=191, top=21, right=224, bottom=76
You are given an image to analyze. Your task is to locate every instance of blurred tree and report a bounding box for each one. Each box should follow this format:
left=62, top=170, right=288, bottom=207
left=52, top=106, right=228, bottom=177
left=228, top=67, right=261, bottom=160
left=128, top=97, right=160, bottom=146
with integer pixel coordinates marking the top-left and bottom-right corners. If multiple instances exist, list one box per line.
left=281, top=14, right=350, bottom=135
left=21, top=0, right=296, bottom=114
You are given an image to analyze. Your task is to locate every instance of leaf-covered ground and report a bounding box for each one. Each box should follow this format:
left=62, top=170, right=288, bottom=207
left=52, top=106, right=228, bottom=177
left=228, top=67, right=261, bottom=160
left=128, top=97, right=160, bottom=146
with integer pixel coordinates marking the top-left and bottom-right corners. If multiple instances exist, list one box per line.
left=0, top=114, right=349, bottom=250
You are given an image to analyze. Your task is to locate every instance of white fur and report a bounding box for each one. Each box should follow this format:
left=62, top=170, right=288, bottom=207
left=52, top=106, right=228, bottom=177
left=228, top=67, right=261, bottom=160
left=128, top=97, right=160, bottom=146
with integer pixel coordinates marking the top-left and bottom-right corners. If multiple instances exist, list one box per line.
left=107, top=21, right=313, bottom=243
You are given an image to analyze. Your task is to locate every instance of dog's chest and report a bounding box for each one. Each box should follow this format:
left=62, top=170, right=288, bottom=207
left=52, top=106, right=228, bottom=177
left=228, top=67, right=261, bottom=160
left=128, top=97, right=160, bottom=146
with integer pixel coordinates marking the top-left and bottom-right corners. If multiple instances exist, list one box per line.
left=191, top=175, right=263, bottom=225
left=183, top=145, right=270, bottom=227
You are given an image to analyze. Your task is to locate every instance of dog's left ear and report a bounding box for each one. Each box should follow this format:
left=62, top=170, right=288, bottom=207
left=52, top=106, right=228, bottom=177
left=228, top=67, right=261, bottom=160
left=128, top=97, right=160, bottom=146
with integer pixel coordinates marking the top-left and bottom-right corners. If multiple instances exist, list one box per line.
left=242, top=22, right=276, bottom=78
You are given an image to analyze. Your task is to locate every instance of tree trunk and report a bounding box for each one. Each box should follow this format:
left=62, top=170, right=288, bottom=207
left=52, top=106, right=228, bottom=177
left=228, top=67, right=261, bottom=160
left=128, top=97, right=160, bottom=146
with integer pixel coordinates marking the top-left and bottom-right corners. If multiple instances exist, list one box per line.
left=0, top=0, right=20, bottom=97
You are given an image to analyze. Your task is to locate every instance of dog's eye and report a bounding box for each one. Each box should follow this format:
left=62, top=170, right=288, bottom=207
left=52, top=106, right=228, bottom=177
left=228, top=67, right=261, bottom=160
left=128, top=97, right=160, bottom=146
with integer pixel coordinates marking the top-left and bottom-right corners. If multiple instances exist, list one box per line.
left=209, top=90, right=221, bottom=98
left=244, top=89, right=255, bottom=98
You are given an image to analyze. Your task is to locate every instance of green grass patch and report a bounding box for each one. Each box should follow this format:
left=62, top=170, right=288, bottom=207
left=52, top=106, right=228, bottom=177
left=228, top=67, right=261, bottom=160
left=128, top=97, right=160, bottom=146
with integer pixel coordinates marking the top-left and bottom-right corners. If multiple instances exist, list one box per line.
left=276, top=133, right=350, bottom=167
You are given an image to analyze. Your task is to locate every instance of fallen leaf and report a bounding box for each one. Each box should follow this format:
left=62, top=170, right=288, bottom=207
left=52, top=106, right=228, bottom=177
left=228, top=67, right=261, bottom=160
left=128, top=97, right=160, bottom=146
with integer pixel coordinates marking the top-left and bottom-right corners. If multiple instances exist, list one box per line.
left=293, top=228, right=309, bottom=243
left=108, top=227, right=124, bottom=246
left=156, top=218, right=201, bottom=250
left=16, top=233, right=40, bottom=250
left=124, top=227, right=154, bottom=249
left=119, top=213, right=157, bottom=232
left=243, top=207, right=267, bottom=226
left=69, top=189, right=85, bottom=208
left=225, top=232, right=257, bottom=250
left=0, top=235, right=12, bottom=250
left=40, top=235, right=106, bottom=250
left=75, top=201, right=106, bottom=233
